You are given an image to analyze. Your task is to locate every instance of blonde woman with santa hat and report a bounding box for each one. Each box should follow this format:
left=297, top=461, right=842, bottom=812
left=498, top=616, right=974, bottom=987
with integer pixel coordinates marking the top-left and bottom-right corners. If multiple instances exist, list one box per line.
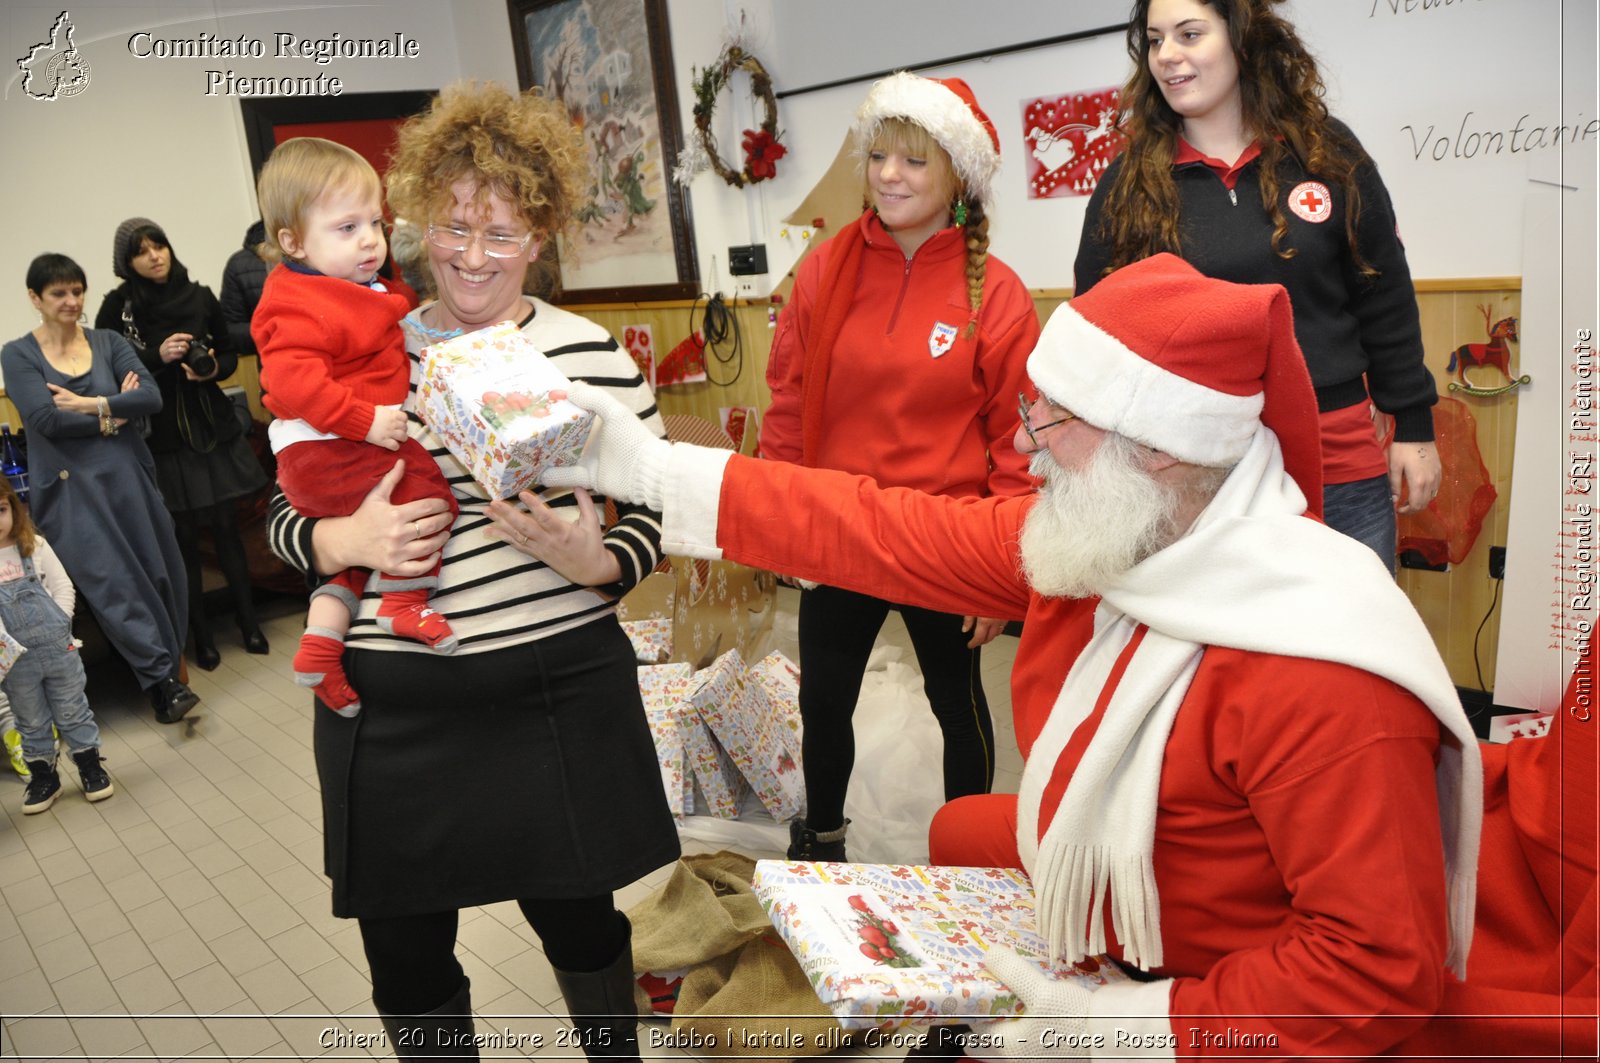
left=759, top=72, right=1040, bottom=861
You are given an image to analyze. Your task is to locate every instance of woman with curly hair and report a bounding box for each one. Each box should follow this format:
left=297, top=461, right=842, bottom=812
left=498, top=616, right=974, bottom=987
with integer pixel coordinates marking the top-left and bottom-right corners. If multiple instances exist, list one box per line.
left=760, top=72, right=1038, bottom=862
left=1075, top=0, right=1439, bottom=572
left=265, top=82, right=677, bottom=1060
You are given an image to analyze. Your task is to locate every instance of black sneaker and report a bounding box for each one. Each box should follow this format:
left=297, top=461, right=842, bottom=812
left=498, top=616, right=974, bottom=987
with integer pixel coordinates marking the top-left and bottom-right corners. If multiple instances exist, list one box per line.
left=149, top=678, right=200, bottom=724
left=71, top=748, right=114, bottom=802
left=787, top=817, right=850, bottom=861
left=22, top=759, right=61, bottom=814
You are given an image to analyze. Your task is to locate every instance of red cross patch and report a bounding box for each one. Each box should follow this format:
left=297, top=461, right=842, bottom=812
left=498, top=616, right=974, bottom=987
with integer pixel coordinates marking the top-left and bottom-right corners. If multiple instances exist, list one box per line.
left=928, top=322, right=959, bottom=358
left=1288, top=180, right=1332, bottom=224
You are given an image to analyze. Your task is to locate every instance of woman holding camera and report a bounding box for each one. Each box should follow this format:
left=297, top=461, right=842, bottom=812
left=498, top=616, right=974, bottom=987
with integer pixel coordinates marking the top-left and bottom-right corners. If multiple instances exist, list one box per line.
left=95, top=218, right=269, bottom=678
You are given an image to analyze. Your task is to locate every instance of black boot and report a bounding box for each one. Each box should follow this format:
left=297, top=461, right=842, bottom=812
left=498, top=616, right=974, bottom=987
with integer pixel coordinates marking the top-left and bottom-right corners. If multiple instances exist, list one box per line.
left=23, top=758, right=61, bottom=814
left=378, top=977, right=479, bottom=1060
left=552, top=915, right=642, bottom=1062
left=70, top=748, right=114, bottom=802
left=148, top=677, right=200, bottom=724
left=787, top=817, right=850, bottom=861
left=193, top=625, right=221, bottom=671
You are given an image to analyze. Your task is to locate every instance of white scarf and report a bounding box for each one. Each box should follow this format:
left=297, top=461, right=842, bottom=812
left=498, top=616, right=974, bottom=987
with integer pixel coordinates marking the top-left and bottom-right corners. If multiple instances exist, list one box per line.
left=1017, top=426, right=1482, bottom=978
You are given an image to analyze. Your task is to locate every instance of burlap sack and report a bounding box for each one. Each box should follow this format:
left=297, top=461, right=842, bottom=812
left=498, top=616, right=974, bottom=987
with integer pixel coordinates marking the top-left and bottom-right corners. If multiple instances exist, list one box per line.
left=628, top=851, right=850, bottom=1056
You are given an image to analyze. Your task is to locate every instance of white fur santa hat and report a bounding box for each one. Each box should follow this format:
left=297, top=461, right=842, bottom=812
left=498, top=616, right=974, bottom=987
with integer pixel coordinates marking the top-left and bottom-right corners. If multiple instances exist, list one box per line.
left=851, top=72, right=1002, bottom=206
left=1028, top=253, right=1325, bottom=517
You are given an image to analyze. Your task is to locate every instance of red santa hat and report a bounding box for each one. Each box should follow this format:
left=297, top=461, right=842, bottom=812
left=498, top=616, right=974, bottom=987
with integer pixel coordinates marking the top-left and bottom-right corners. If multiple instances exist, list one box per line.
left=1027, top=253, right=1324, bottom=517
left=851, top=72, right=1001, bottom=206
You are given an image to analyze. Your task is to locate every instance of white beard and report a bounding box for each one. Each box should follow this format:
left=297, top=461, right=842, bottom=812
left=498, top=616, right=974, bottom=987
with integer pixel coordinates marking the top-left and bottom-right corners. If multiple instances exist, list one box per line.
left=1018, top=436, right=1183, bottom=598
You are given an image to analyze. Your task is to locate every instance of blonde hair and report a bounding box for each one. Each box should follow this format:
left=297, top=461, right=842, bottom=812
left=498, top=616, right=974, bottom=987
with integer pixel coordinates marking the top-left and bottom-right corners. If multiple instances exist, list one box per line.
left=256, top=137, right=381, bottom=265
left=865, top=117, right=989, bottom=336
left=385, top=82, right=587, bottom=248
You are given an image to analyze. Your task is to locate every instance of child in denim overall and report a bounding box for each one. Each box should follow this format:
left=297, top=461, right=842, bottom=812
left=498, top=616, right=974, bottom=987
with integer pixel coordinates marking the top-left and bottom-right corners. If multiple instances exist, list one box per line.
left=0, top=478, right=112, bottom=812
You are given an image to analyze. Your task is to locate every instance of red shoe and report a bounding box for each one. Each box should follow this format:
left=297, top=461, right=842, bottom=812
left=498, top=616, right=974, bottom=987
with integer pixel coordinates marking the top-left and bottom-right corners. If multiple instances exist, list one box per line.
left=312, top=674, right=362, bottom=718
left=376, top=605, right=459, bottom=653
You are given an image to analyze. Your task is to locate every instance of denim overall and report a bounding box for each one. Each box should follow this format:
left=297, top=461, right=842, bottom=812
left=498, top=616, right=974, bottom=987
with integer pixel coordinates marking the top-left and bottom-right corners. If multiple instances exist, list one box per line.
left=0, top=553, right=98, bottom=762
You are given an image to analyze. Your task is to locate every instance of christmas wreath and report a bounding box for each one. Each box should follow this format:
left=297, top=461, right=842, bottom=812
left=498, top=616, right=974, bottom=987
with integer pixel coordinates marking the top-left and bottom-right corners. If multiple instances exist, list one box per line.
left=676, top=44, right=785, bottom=188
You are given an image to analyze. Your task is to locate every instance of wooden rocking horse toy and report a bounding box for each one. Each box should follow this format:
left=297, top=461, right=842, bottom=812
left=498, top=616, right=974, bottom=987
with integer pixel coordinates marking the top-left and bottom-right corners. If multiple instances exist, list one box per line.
left=1446, top=305, right=1530, bottom=397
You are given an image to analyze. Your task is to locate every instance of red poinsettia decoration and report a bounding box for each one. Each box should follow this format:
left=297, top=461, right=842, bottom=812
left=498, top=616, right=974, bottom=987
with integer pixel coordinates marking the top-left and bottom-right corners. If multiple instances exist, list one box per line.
left=741, top=128, right=787, bottom=182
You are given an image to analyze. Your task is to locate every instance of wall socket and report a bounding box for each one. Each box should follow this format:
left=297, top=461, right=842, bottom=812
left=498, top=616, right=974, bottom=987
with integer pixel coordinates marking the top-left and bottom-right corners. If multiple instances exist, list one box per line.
left=1489, top=545, right=1507, bottom=579
left=728, top=244, right=767, bottom=275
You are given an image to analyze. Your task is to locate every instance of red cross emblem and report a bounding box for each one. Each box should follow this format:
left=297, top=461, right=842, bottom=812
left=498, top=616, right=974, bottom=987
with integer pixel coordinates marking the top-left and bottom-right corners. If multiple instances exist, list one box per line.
left=928, top=322, right=959, bottom=358
left=1288, top=180, right=1332, bottom=223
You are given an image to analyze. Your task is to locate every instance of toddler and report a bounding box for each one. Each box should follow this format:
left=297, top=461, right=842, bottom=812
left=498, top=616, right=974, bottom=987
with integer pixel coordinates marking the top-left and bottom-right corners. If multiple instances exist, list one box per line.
left=0, top=479, right=112, bottom=812
left=253, top=137, right=460, bottom=716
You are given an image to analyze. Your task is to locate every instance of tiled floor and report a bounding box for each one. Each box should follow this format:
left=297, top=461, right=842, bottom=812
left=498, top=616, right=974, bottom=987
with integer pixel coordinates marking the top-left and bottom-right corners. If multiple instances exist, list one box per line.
left=0, top=589, right=1020, bottom=1061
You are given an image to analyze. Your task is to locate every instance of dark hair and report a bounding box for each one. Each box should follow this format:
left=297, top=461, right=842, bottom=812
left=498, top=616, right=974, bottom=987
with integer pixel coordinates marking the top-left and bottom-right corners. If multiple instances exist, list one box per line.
left=120, top=222, right=171, bottom=272
left=1097, top=0, right=1374, bottom=277
left=25, top=253, right=86, bottom=294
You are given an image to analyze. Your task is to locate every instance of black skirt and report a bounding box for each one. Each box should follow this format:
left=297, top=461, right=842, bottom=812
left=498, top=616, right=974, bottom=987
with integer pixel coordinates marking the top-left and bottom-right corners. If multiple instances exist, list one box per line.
left=154, top=431, right=268, bottom=512
left=316, top=617, right=681, bottom=918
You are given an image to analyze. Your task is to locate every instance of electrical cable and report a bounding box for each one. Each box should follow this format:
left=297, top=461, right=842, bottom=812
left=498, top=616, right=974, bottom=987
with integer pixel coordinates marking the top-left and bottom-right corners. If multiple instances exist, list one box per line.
left=695, top=291, right=744, bottom=387
left=1472, top=573, right=1503, bottom=697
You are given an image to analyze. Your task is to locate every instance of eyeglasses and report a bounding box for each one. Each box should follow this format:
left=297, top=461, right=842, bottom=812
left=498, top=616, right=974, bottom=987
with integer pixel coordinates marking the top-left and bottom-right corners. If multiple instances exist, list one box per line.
left=1018, top=392, right=1076, bottom=448
left=425, top=224, right=535, bottom=259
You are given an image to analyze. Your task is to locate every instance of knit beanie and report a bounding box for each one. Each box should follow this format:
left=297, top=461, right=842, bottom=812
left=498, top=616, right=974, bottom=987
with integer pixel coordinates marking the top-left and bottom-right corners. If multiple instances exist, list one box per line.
left=112, top=217, right=163, bottom=281
left=1026, top=253, right=1324, bottom=517
left=851, top=72, right=1002, bottom=206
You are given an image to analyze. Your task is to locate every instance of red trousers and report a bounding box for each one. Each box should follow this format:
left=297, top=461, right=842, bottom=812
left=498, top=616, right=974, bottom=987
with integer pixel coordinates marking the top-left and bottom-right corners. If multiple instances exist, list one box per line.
left=277, top=437, right=458, bottom=586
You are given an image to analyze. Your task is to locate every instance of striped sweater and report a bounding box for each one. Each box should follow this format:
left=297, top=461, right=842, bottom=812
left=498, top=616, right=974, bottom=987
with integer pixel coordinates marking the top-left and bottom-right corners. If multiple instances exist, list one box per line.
left=267, top=298, right=665, bottom=655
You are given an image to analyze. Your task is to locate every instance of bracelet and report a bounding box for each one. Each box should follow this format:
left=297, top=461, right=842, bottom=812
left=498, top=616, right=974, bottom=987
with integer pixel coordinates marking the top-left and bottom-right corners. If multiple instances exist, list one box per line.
left=97, top=396, right=117, bottom=437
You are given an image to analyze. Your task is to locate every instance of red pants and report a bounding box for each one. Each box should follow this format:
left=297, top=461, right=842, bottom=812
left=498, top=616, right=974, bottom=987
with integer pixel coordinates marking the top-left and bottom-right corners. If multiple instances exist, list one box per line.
left=277, top=437, right=458, bottom=587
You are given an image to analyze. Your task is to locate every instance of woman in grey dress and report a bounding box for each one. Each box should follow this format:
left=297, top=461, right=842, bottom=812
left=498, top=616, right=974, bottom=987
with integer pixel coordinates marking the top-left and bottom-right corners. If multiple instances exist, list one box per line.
left=2, top=253, right=199, bottom=722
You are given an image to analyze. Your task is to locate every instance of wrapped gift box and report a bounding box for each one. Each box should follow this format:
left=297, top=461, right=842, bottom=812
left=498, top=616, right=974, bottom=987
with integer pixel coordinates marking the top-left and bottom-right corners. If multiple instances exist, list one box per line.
left=622, top=618, right=674, bottom=664
left=417, top=320, right=593, bottom=499
left=752, top=861, right=1127, bottom=1029
left=747, top=651, right=803, bottom=761
left=672, top=662, right=746, bottom=819
left=687, top=650, right=803, bottom=821
left=638, top=663, right=695, bottom=816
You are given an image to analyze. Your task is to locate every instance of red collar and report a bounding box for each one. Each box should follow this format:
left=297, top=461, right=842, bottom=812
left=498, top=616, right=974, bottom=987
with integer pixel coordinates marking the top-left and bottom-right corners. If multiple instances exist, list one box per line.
left=1173, top=136, right=1262, bottom=190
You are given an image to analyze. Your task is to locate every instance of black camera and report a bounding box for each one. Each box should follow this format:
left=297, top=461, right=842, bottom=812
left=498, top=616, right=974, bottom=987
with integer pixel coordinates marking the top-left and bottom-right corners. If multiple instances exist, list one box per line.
left=184, top=338, right=217, bottom=378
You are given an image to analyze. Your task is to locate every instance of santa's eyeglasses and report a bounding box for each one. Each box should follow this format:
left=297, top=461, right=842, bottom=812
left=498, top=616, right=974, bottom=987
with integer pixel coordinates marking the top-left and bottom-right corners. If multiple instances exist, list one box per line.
left=1018, top=392, right=1076, bottom=448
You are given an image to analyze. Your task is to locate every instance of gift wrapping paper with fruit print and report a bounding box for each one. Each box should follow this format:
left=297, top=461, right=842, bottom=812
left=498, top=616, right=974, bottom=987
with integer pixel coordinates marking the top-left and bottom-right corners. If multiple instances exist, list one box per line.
left=417, top=320, right=593, bottom=499
left=752, top=861, right=1128, bottom=1029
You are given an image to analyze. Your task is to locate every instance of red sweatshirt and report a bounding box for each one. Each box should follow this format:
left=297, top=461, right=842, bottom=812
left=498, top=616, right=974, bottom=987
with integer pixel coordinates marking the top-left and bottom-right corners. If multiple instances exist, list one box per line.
left=762, top=211, right=1038, bottom=499
left=254, top=266, right=412, bottom=442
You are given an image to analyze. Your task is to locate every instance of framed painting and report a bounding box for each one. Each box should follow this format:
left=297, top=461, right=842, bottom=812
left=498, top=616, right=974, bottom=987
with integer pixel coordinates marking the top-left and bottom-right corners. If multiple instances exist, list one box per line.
left=508, top=0, right=700, bottom=303
left=239, top=90, right=434, bottom=185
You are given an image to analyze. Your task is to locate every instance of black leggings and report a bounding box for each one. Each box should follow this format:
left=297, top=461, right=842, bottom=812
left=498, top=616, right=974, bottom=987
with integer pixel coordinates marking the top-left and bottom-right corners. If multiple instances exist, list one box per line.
left=359, top=895, right=626, bottom=1015
left=796, top=584, right=995, bottom=831
left=171, top=501, right=258, bottom=643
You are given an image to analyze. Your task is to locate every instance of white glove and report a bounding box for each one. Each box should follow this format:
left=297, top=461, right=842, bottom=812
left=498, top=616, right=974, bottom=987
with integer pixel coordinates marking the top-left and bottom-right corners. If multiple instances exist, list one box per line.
left=975, top=946, right=1097, bottom=1059
left=543, top=381, right=672, bottom=512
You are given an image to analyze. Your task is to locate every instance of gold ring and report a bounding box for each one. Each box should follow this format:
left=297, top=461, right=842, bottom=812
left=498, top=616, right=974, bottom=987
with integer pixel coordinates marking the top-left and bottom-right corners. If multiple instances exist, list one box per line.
left=514, top=530, right=530, bottom=545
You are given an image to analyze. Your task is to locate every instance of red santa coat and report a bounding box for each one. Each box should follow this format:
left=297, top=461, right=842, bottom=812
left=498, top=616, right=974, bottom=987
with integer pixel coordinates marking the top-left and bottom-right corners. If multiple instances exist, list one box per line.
left=673, top=451, right=1586, bottom=1059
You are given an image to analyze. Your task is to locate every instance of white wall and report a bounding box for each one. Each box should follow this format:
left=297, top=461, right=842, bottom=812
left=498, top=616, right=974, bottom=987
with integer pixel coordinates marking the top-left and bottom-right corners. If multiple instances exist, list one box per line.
left=0, top=0, right=464, bottom=345
left=679, top=0, right=1593, bottom=294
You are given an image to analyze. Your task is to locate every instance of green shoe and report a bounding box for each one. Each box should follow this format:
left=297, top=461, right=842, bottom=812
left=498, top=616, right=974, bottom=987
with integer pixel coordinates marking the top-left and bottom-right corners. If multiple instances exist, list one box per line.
left=3, top=728, right=27, bottom=779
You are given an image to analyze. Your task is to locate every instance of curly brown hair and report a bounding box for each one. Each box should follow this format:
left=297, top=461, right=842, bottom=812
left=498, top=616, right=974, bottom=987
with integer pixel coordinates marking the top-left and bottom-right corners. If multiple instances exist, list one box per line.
left=385, top=82, right=588, bottom=247
left=1095, top=0, right=1374, bottom=280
